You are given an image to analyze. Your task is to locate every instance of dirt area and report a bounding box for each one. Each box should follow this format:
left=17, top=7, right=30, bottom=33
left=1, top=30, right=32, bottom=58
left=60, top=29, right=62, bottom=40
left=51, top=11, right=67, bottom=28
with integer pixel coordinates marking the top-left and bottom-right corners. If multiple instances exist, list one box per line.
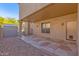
left=0, top=37, right=56, bottom=56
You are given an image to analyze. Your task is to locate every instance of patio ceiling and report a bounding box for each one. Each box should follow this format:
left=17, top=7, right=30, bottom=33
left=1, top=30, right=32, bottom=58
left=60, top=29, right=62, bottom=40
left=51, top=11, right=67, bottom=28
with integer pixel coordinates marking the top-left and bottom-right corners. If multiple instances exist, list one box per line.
left=22, top=3, right=77, bottom=22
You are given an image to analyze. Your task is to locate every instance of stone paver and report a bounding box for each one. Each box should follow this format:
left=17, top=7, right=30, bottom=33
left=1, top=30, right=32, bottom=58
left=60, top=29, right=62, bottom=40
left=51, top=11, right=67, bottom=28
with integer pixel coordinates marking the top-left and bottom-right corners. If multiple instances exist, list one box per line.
left=21, top=35, right=77, bottom=56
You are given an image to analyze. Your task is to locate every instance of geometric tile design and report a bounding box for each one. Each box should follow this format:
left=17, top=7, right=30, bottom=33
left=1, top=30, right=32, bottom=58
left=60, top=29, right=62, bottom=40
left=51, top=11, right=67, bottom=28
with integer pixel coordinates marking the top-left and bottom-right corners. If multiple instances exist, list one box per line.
left=21, top=35, right=77, bottom=56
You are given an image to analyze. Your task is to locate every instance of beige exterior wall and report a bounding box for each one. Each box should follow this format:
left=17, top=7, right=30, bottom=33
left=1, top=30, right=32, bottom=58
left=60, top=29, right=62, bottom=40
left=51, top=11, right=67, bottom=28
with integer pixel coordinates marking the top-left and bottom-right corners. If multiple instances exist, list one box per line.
left=30, top=13, right=77, bottom=41
left=77, top=4, right=79, bottom=55
left=19, top=3, right=49, bottom=19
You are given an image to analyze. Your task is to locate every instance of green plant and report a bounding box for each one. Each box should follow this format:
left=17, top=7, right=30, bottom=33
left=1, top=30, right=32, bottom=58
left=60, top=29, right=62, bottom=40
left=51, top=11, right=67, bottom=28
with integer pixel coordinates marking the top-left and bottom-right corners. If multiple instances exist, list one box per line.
left=0, top=17, right=19, bottom=28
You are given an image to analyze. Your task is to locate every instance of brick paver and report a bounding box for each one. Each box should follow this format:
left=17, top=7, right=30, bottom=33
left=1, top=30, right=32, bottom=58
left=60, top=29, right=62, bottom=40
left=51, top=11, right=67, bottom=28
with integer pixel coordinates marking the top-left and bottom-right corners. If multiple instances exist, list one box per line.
left=0, top=37, right=56, bottom=56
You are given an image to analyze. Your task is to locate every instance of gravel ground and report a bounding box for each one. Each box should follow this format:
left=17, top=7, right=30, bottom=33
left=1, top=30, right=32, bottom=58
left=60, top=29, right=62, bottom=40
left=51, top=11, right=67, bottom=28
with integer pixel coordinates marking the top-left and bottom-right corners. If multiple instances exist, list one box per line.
left=0, top=37, right=56, bottom=56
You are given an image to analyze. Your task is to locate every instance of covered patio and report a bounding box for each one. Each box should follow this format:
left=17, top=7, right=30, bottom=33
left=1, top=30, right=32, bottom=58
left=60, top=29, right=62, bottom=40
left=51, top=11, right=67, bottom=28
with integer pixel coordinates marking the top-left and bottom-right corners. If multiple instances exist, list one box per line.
left=21, top=35, right=77, bottom=56
left=19, top=3, right=78, bottom=56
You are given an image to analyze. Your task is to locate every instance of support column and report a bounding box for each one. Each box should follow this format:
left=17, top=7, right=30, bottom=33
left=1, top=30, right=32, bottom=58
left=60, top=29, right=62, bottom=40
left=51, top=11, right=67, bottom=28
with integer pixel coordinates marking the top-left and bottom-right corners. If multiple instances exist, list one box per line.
left=19, top=20, right=23, bottom=36
left=23, top=21, right=30, bottom=35
left=27, top=21, right=30, bottom=35
left=19, top=20, right=31, bottom=35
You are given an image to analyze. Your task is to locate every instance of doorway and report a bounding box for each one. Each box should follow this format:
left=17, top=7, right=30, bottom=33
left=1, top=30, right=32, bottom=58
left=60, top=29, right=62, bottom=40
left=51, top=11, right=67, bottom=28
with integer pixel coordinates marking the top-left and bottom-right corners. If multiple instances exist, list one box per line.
left=66, top=21, right=77, bottom=41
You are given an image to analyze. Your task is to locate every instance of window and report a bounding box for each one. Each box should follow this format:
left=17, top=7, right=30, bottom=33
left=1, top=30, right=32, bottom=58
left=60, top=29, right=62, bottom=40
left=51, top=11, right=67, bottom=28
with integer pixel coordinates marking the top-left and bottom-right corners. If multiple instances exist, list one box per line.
left=41, top=22, right=50, bottom=33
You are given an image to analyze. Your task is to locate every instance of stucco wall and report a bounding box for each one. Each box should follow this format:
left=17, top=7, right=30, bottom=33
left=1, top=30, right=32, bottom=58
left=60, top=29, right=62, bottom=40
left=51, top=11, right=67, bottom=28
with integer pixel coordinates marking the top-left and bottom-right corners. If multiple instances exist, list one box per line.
left=19, top=3, right=49, bottom=19
left=31, top=13, right=77, bottom=41
left=77, top=4, right=79, bottom=55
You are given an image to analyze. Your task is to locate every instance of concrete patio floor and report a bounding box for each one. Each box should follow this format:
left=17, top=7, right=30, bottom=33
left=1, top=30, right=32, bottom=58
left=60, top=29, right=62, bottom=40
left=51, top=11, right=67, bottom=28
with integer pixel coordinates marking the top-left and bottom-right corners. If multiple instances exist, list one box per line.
left=21, top=35, right=77, bottom=56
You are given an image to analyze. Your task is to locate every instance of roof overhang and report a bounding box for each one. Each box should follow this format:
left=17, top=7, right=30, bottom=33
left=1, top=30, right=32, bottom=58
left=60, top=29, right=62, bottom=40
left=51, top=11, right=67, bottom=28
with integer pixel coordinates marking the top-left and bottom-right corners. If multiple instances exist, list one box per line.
left=21, top=3, right=77, bottom=22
